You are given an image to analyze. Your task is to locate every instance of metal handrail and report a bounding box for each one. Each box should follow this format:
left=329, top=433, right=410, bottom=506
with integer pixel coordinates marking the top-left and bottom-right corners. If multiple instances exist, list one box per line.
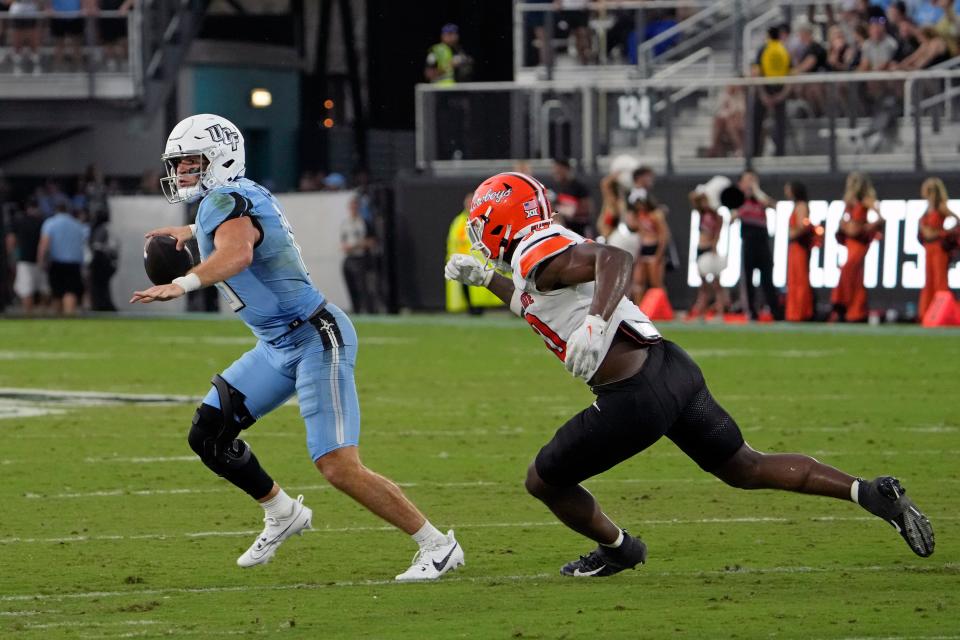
left=416, top=69, right=960, bottom=171
left=652, top=45, right=713, bottom=79
left=635, top=0, right=735, bottom=76
left=418, top=68, right=960, bottom=93
left=652, top=46, right=714, bottom=113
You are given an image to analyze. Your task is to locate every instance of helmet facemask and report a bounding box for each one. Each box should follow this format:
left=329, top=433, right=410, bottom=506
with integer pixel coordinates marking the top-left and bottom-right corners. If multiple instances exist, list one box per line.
left=160, top=151, right=212, bottom=204
left=467, top=206, right=513, bottom=273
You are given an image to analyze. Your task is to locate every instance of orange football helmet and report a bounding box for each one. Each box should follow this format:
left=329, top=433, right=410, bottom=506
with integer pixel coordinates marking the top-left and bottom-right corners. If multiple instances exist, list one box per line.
left=467, top=172, right=553, bottom=270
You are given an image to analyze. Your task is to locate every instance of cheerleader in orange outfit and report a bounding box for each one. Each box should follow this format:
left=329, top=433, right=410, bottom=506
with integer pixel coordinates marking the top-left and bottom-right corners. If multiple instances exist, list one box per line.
left=918, top=177, right=957, bottom=319
left=831, top=172, right=884, bottom=323
left=785, top=182, right=820, bottom=322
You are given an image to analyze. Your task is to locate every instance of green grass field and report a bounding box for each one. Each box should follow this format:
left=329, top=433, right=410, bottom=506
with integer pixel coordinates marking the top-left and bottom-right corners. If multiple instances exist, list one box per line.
left=1, top=316, right=958, bottom=639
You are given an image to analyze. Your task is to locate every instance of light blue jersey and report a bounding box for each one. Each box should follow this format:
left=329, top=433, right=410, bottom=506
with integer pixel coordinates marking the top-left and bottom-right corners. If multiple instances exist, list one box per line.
left=195, top=178, right=325, bottom=342
left=195, top=178, right=358, bottom=460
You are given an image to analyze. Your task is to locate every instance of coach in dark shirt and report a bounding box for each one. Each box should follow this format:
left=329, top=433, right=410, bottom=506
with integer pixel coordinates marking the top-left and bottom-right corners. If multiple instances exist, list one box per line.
left=793, top=19, right=829, bottom=115
left=6, top=199, right=48, bottom=313
left=731, top=170, right=783, bottom=321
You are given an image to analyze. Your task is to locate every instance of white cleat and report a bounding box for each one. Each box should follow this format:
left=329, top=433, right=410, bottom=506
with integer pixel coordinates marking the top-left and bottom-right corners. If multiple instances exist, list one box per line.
left=395, top=530, right=464, bottom=582
left=237, top=495, right=313, bottom=568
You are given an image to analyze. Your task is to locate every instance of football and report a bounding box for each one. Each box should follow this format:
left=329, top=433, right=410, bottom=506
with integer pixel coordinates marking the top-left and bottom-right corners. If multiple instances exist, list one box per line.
left=143, top=235, right=195, bottom=285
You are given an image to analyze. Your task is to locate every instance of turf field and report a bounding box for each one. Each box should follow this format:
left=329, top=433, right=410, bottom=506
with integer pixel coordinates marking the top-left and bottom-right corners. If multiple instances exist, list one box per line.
left=0, top=316, right=958, bottom=639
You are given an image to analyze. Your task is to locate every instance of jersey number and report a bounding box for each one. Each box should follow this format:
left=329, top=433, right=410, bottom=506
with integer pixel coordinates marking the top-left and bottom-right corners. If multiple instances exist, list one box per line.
left=525, top=313, right=567, bottom=360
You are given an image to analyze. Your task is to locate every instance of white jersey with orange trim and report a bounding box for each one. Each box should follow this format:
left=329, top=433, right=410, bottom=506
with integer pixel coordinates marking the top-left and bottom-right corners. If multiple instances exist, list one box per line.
left=509, top=224, right=661, bottom=379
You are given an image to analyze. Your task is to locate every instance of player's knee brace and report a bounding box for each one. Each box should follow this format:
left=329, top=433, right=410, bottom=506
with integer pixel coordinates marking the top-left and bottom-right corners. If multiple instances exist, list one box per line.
left=186, top=376, right=273, bottom=498
left=188, top=404, right=251, bottom=470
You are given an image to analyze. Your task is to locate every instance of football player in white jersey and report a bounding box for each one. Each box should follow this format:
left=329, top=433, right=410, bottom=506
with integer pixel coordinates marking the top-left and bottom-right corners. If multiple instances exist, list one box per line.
left=445, top=172, right=934, bottom=577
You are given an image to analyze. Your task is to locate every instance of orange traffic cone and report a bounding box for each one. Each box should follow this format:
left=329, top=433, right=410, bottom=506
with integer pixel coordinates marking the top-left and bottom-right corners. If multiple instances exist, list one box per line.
left=639, top=287, right=674, bottom=321
left=921, top=291, right=960, bottom=327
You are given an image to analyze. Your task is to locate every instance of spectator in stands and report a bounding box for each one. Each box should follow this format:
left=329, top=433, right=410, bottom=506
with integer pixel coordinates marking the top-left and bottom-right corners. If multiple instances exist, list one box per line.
left=888, top=1, right=921, bottom=60
left=626, top=10, right=680, bottom=63
left=550, top=158, right=594, bottom=237
left=752, top=26, right=791, bottom=157
left=424, top=23, right=473, bottom=85
left=731, top=170, right=784, bottom=321
left=918, top=177, right=957, bottom=319
left=629, top=198, right=669, bottom=306
left=859, top=16, right=899, bottom=71
left=340, top=195, right=375, bottom=314
left=785, top=182, right=817, bottom=322
left=5, top=0, right=43, bottom=75
left=792, top=18, right=829, bottom=115
left=827, top=24, right=858, bottom=71
left=425, top=24, right=473, bottom=159
left=50, top=0, right=86, bottom=71
left=555, top=0, right=593, bottom=65
left=831, top=171, right=883, bottom=323
left=894, top=25, right=954, bottom=67
left=38, top=200, right=88, bottom=315
left=98, top=0, right=133, bottom=71
left=707, top=84, right=746, bottom=157
left=6, top=198, right=48, bottom=314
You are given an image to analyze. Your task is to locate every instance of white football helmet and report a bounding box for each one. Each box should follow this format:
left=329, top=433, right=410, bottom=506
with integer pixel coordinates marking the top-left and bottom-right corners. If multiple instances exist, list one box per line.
left=160, top=114, right=245, bottom=203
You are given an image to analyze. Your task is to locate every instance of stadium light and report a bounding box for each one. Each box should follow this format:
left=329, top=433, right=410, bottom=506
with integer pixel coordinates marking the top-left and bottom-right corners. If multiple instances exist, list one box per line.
left=323, top=118, right=334, bottom=128
left=324, top=99, right=334, bottom=109
left=250, top=88, right=272, bottom=108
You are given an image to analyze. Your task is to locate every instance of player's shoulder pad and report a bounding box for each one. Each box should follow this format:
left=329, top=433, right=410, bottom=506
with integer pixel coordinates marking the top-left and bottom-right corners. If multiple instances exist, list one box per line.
left=197, top=187, right=256, bottom=236
left=513, top=224, right=583, bottom=280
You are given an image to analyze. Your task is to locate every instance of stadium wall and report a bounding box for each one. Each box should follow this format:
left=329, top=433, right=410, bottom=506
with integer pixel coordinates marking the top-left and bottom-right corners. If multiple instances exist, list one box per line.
left=393, top=172, right=960, bottom=314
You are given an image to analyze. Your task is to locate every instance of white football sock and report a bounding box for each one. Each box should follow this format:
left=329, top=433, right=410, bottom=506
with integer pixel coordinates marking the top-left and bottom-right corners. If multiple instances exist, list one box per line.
left=412, top=520, right=446, bottom=548
left=260, top=488, right=295, bottom=519
left=601, top=529, right=625, bottom=549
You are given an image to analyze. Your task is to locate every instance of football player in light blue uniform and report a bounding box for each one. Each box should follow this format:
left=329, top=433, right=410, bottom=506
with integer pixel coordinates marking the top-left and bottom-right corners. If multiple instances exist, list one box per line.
left=132, top=114, right=463, bottom=579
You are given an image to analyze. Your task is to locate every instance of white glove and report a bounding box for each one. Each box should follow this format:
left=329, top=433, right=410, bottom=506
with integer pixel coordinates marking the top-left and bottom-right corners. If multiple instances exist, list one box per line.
left=564, top=314, right=606, bottom=380
left=444, top=254, right=493, bottom=287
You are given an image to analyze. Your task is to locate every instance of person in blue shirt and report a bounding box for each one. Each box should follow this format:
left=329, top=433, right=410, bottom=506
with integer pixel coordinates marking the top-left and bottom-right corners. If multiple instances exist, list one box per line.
left=38, top=202, right=88, bottom=315
left=131, top=114, right=463, bottom=580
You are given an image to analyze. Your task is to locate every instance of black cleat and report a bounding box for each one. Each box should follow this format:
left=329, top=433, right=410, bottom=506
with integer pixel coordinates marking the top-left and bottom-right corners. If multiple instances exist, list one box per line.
left=858, top=476, right=935, bottom=557
left=560, top=531, right=647, bottom=577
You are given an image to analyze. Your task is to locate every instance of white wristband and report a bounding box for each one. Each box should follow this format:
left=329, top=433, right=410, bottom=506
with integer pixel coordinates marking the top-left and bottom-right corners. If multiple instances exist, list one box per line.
left=172, top=272, right=201, bottom=292
left=188, top=224, right=197, bottom=238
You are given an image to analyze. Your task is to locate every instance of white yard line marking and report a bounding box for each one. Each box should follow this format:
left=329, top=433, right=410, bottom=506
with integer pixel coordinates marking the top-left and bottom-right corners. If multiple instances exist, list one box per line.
left=23, top=620, right=161, bottom=630
left=26, top=478, right=709, bottom=499
left=1, top=563, right=956, bottom=604
left=0, top=351, right=105, bottom=360
left=3, top=515, right=957, bottom=546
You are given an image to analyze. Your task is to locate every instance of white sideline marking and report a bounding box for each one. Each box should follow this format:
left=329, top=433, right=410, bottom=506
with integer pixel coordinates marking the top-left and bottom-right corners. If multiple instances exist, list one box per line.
left=685, top=348, right=842, bottom=358
left=4, top=515, right=957, bottom=546
left=1, top=563, right=955, bottom=604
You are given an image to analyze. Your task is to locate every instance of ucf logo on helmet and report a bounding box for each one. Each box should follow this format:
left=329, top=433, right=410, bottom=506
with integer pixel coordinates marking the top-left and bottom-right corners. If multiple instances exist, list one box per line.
left=205, top=124, right=240, bottom=151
